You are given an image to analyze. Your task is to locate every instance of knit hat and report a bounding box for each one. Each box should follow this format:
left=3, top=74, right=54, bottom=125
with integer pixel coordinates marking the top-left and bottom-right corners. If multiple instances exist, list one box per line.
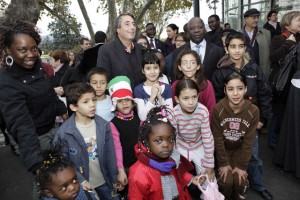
left=108, top=76, right=134, bottom=111
left=244, top=8, right=260, bottom=18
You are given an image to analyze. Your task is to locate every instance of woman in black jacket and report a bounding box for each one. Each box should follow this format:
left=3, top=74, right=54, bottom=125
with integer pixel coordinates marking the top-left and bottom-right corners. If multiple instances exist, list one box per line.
left=268, top=11, right=300, bottom=150
left=272, top=11, right=300, bottom=179
left=0, top=20, right=68, bottom=199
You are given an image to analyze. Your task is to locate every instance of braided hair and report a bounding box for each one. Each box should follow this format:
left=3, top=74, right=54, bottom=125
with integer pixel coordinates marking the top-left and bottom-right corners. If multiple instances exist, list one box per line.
left=0, top=20, right=41, bottom=68
left=139, top=106, right=175, bottom=146
left=36, top=149, right=74, bottom=190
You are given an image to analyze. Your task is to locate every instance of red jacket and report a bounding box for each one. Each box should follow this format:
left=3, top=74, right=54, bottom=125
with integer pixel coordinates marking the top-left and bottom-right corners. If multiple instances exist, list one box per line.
left=128, top=146, right=194, bottom=200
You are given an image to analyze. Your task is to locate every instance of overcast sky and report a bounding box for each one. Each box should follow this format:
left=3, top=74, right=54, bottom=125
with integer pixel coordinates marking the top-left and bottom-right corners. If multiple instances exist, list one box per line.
left=36, top=1, right=222, bottom=38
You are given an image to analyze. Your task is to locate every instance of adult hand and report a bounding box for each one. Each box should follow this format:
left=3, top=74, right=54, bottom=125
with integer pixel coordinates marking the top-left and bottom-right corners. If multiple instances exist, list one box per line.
left=54, top=86, right=64, bottom=96
left=81, top=181, right=91, bottom=190
left=117, top=169, right=128, bottom=186
left=218, top=165, right=232, bottom=183
left=257, top=122, right=264, bottom=129
left=232, top=167, right=248, bottom=185
left=61, top=113, right=69, bottom=121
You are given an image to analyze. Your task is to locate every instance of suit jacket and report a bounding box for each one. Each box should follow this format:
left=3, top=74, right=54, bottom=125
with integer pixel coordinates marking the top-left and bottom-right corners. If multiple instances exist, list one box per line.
left=172, top=40, right=224, bottom=81
left=154, top=38, right=167, bottom=56
left=79, top=44, right=104, bottom=82
left=96, top=38, right=144, bottom=88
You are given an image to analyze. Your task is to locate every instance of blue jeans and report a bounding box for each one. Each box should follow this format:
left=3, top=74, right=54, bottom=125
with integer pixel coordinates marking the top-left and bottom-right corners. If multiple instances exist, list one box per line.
left=248, top=131, right=266, bottom=192
left=94, top=183, right=120, bottom=200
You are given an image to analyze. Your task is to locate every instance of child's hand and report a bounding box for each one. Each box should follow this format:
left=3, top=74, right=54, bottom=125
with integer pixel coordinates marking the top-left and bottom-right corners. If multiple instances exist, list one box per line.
left=191, top=175, right=202, bottom=186
left=113, top=183, right=124, bottom=191
left=117, top=169, right=128, bottom=186
left=81, top=181, right=91, bottom=190
left=218, top=165, right=232, bottom=183
left=150, top=86, right=159, bottom=103
left=232, top=167, right=248, bottom=185
left=205, top=167, right=215, bottom=182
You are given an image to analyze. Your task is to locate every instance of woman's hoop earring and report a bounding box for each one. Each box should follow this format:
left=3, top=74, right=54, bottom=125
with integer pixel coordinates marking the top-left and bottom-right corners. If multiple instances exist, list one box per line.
left=5, top=55, right=13, bottom=67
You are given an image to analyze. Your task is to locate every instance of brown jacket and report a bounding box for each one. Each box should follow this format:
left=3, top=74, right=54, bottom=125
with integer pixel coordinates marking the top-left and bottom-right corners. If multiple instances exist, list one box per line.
left=211, top=97, right=259, bottom=170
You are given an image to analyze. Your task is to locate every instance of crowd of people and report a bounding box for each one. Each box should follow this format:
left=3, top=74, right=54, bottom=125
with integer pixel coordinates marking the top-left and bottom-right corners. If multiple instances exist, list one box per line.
left=0, top=8, right=300, bottom=200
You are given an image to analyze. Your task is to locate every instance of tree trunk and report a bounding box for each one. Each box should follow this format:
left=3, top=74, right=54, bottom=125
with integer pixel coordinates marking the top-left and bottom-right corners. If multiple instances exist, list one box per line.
left=135, top=0, right=157, bottom=34
left=77, top=0, right=95, bottom=43
left=106, top=0, right=117, bottom=41
left=3, top=0, right=40, bottom=24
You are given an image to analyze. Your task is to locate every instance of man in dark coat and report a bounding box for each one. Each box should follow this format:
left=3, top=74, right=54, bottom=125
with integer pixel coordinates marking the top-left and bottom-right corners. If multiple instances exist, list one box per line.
left=205, top=14, right=223, bottom=47
left=96, top=12, right=144, bottom=88
left=263, top=10, right=281, bottom=39
left=145, top=23, right=167, bottom=56
left=79, top=31, right=107, bottom=82
left=172, top=17, right=224, bottom=82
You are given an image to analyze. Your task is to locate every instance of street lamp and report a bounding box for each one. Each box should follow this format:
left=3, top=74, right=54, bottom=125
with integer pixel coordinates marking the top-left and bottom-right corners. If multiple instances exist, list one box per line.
left=211, top=0, right=219, bottom=14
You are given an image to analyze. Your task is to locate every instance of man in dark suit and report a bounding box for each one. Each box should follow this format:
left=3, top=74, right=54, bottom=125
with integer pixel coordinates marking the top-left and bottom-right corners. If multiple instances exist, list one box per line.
left=172, top=17, right=224, bottom=82
left=96, top=12, right=144, bottom=88
left=79, top=31, right=107, bottom=82
left=205, top=14, right=223, bottom=47
left=145, top=23, right=167, bottom=56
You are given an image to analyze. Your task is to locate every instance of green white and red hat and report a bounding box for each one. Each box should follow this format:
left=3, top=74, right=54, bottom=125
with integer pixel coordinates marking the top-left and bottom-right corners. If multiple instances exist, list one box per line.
left=108, top=76, right=134, bottom=111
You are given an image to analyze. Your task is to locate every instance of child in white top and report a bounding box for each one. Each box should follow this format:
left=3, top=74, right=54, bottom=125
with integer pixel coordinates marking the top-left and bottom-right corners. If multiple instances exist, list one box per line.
left=134, top=51, right=173, bottom=121
left=87, top=68, right=114, bottom=121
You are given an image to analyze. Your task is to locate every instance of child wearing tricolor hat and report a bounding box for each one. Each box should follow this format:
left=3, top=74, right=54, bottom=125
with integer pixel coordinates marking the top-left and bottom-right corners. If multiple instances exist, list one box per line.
left=108, top=76, right=140, bottom=199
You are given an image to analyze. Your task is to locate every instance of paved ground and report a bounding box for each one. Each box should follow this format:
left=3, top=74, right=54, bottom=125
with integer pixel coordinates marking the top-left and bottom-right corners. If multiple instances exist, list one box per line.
left=1, top=133, right=300, bottom=200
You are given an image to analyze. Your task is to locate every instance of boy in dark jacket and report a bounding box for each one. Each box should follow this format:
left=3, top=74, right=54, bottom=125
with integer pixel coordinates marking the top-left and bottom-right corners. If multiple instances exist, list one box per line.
left=52, top=83, right=120, bottom=199
left=212, top=32, right=273, bottom=200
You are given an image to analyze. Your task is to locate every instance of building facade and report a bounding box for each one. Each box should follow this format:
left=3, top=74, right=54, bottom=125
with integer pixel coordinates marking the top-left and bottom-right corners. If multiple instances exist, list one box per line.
left=224, top=0, right=300, bottom=30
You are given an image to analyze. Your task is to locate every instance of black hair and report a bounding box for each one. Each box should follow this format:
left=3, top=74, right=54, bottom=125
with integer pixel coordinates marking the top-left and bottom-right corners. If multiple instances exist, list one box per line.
left=166, top=23, right=179, bottom=33
left=66, top=83, right=96, bottom=106
left=224, top=71, right=247, bottom=87
left=36, top=149, right=74, bottom=190
left=86, top=67, right=109, bottom=83
left=174, top=49, right=207, bottom=91
left=146, top=23, right=155, bottom=28
left=224, top=23, right=231, bottom=27
left=225, top=32, right=246, bottom=48
left=94, top=31, right=107, bottom=43
left=139, top=106, right=175, bottom=146
left=267, top=10, right=277, bottom=20
left=209, top=14, right=220, bottom=22
left=174, top=79, right=200, bottom=98
left=142, top=49, right=160, bottom=67
left=79, top=37, right=90, bottom=45
left=141, top=49, right=162, bottom=80
left=0, top=20, right=41, bottom=68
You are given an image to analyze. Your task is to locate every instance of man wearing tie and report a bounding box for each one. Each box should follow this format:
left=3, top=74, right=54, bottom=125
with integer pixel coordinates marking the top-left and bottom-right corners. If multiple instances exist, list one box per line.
left=145, top=23, right=167, bottom=56
left=172, top=17, right=224, bottom=82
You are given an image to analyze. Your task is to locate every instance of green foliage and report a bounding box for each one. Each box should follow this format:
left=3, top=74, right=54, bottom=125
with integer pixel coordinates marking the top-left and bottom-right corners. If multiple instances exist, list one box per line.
left=43, top=5, right=82, bottom=51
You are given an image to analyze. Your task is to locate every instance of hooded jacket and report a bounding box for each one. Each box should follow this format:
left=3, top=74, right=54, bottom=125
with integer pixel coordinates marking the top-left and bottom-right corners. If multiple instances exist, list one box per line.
left=212, top=54, right=272, bottom=124
left=211, top=97, right=259, bottom=170
left=128, top=144, right=193, bottom=200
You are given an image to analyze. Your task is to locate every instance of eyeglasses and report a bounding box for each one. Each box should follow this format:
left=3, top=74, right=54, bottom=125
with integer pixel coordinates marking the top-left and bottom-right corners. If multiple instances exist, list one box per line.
left=175, top=40, right=184, bottom=43
left=181, top=60, right=197, bottom=66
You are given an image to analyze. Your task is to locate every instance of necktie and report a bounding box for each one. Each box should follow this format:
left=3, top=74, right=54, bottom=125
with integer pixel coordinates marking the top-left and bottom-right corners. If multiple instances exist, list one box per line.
left=195, top=44, right=201, bottom=55
left=150, top=38, right=154, bottom=48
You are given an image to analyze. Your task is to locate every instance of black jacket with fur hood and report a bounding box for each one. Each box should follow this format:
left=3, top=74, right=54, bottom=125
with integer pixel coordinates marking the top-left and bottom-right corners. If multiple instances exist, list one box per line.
left=212, top=54, right=272, bottom=124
